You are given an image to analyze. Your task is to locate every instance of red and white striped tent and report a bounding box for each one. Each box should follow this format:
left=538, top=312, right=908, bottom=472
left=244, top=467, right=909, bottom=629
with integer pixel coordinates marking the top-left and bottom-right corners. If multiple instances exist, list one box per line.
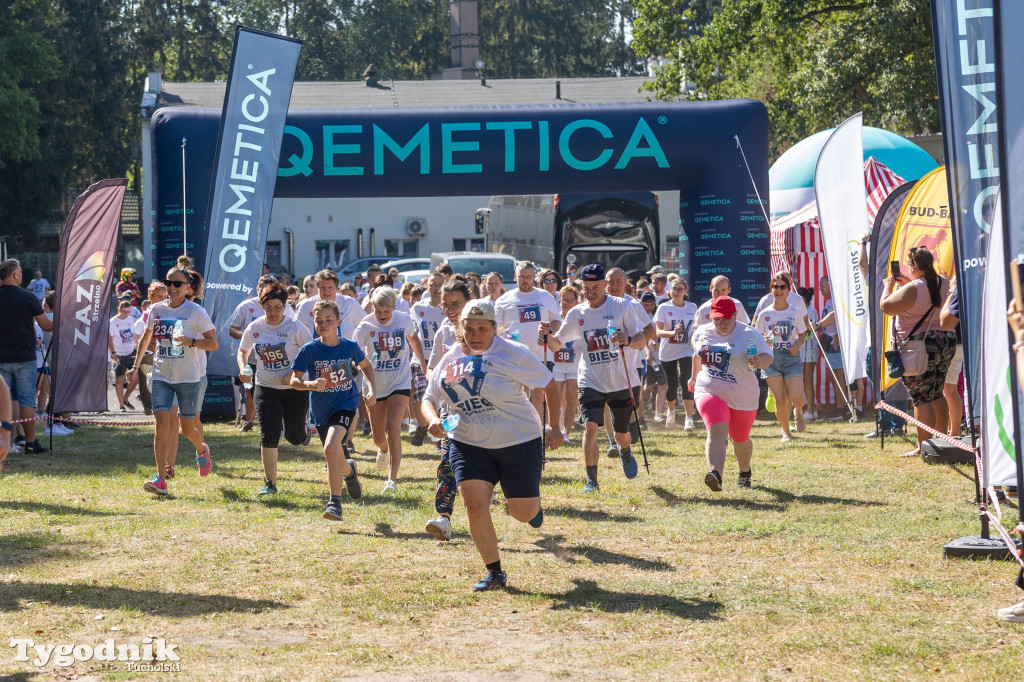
left=769, top=157, right=905, bottom=406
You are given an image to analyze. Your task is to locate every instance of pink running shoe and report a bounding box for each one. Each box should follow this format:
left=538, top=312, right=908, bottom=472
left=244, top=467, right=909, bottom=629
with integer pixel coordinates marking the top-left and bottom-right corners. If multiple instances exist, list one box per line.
left=196, top=443, right=212, bottom=477
left=143, top=476, right=168, bottom=496
left=165, top=464, right=175, bottom=479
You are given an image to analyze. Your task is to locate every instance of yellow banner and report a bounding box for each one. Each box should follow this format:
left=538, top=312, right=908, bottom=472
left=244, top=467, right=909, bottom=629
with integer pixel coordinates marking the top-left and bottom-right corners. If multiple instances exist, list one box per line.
left=880, top=167, right=952, bottom=390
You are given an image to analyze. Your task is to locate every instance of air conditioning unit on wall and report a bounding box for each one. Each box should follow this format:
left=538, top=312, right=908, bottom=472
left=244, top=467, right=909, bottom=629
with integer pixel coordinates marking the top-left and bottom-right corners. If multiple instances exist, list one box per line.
left=407, top=218, right=427, bottom=236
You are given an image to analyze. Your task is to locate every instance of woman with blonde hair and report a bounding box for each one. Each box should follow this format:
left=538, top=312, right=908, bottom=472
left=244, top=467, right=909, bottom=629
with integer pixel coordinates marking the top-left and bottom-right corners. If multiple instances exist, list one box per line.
left=755, top=272, right=807, bottom=442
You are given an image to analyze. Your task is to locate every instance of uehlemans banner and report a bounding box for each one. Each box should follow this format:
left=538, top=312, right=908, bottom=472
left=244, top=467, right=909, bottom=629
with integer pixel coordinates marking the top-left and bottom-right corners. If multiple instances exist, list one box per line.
left=932, top=0, right=1000, bottom=413
left=202, top=27, right=301, bottom=376
left=51, top=179, right=128, bottom=413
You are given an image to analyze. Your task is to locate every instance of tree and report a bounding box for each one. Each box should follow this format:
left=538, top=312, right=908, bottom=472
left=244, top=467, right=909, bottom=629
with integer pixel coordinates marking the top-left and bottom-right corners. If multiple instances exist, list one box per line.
left=632, top=0, right=939, bottom=156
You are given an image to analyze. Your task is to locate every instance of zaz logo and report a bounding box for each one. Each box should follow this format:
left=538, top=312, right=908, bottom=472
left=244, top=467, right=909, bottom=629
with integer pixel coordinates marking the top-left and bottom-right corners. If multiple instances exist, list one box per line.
left=72, top=251, right=106, bottom=345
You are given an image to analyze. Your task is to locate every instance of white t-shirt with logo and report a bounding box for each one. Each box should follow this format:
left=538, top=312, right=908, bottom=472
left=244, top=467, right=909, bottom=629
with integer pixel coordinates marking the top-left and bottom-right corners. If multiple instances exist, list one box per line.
left=297, top=293, right=365, bottom=339
left=424, top=336, right=552, bottom=450
left=754, top=304, right=807, bottom=352
left=146, top=300, right=215, bottom=384
left=109, top=315, right=136, bottom=357
left=28, top=278, right=50, bottom=300
left=653, top=301, right=698, bottom=361
left=411, top=300, right=446, bottom=365
left=695, top=297, right=751, bottom=327
left=239, top=316, right=313, bottom=389
left=753, top=291, right=807, bottom=322
left=494, top=287, right=561, bottom=359
left=691, top=322, right=771, bottom=411
left=353, top=310, right=418, bottom=397
left=428, top=318, right=458, bottom=370
left=553, top=295, right=646, bottom=393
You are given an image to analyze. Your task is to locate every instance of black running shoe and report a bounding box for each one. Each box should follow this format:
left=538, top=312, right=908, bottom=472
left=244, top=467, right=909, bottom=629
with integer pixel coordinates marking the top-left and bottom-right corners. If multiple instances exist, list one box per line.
left=472, top=570, right=507, bottom=592
left=704, top=470, right=722, bottom=492
left=737, top=470, right=752, bottom=488
left=24, top=441, right=48, bottom=454
left=323, top=501, right=343, bottom=521
left=344, top=459, right=362, bottom=501
left=124, top=399, right=135, bottom=410
left=528, top=507, right=544, bottom=529
left=411, top=426, right=427, bottom=447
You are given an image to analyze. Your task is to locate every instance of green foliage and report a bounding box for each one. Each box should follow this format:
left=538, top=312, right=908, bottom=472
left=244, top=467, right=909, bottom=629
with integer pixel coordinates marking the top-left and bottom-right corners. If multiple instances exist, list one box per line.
left=632, top=0, right=939, bottom=156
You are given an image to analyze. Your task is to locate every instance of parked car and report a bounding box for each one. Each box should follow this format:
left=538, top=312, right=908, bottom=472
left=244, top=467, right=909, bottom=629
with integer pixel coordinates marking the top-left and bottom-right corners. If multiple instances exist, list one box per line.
left=379, top=258, right=431, bottom=275
left=395, top=269, right=431, bottom=285
left=429, top=252, right=517, bottom=287
left=334, top=256, right=391, bottom=282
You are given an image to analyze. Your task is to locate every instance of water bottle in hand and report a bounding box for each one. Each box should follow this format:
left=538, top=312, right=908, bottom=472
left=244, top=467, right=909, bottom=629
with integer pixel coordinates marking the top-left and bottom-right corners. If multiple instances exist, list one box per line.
left=747, top=344, right=758, bottom=369
left=170, top=320, right=185, bottom=357
left=441, top=413, right=460, bottom=435
left=510, top=329, right=521, bottom=342
left=606, top=321, right=619, bottom=356
left=241, top=365, right=254, bottom=390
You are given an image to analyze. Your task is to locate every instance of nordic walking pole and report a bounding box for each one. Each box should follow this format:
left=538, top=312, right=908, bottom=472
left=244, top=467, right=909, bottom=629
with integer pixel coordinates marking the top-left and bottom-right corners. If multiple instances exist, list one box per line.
left=615, top=332, right=650, bottom=474
left=810, top=328, right=858, bottom=422
left=181, top=138, right=187, bottom=257
left=541, top=335, right=548, bottom=467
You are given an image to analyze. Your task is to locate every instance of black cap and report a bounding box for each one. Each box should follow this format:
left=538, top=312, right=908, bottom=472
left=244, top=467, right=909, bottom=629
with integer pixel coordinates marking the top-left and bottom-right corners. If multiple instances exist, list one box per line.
left=579, top=263, right=605, bottom=281
left=639, top=291, right=656, bottom=303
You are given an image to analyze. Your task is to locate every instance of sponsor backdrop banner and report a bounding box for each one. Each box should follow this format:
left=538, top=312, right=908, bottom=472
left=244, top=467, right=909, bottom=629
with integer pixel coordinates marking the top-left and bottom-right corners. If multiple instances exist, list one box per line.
left=201, top=27, right=301, bottom=376
left=151, top=100, right=772, bottom=312
left=879, top=168, right=954, bottom=390
left=814, top=113, right=870, bottom=381
left=932, top=0, right=1000, bottom=413
left=51, top=179, right=129, bottom=413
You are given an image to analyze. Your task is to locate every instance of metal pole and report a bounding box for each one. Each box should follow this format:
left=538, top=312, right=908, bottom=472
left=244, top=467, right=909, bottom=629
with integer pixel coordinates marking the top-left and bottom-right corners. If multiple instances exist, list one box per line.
left=810, top=329, right=858, bottom=422
left=734, top=134, right=771, bottom=224
left=181, top=138, right=187, bottom=257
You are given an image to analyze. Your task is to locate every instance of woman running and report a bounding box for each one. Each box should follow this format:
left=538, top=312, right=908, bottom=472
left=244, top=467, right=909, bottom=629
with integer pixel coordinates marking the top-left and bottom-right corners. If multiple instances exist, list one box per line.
left=539, top=269, right=563, bottom=301
left=553, top=284, right=581, bottom=443
left=639, top=292, right=668, bottom=426
left=291, top=300, right=371, bottom=519
left=424, top=276, right=472, bottom=541
left=654, top=278, right=698, bottom=430
left=238, top=282, right=314, bottom=496
left=422, top=300, right=562, bottom=591
left=797, top=287, right=819, bottom=421
left=689, top=297, right=772, bottom=491
left=354, top=287, right=425, bottom=492
left=128, top=267, right=218, bottom=496
left=755, top=273, right=807, bottom=442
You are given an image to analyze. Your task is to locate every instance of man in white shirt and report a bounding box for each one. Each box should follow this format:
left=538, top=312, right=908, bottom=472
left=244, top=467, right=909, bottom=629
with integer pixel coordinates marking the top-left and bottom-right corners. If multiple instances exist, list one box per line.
left=648, top=269, right=669, bottom=305
left=494, top=261, right=562, bottom=415
left=27, top=271, right=49, bottom=300
left=604, top=267, right=656, bottom=449
left=696, top=275, right=750, bottom=326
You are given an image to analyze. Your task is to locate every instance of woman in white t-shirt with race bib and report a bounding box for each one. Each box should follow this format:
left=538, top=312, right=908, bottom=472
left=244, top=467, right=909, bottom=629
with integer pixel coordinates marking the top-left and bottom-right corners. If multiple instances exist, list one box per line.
left=654, top=279, right=698, bottom=430
left=128, top=267, right=219, bottom=497
left=754, top=273, right=807, bottom=441
left=354, top=287, right=425, bottom=492
left=689, top=297, right=772, bottom=492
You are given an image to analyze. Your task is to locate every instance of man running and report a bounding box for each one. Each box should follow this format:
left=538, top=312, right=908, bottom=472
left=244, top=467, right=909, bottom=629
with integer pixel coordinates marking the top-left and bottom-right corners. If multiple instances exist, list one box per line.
left=696, top=275, right=750, bottom=326
left=541, top=264, right=648, bottom=491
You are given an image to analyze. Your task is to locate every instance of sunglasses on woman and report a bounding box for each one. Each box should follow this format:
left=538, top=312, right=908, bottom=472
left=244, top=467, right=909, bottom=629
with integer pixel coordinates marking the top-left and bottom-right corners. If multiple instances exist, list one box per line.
left=163, top=279, right=188, bottom=288
left=772, top=284, right=788, bottom=290
left=542, top=279, right=558, bottom=285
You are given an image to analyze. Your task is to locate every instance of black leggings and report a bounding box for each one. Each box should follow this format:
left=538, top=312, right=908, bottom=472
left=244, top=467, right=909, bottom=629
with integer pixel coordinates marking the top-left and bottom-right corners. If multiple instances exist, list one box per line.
left=254, top=386, right=309, bottom=448
left=662, top=356, right=693, bottom=403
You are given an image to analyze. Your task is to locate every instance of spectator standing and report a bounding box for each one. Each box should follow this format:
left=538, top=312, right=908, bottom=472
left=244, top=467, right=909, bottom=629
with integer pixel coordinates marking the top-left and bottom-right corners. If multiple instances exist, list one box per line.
left=27, top=271, right=49, bottom=300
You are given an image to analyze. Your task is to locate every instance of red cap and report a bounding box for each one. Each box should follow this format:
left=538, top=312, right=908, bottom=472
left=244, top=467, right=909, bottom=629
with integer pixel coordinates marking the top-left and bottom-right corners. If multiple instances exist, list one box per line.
left=709, top=296, right=736, bottom=319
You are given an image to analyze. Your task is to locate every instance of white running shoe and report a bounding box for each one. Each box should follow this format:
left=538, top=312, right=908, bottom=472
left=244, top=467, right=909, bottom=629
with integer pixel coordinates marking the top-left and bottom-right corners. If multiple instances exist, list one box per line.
left=665, top=409, right=676, bottom=430
left=780, top=433, right=792, bottom=443
left=653, top=413, right=664, bottom=424
left=683, top=417, right=695, bottom=431
left=376, top=449, right=390, bottom=473
left=383, top=480, right=398, bottom=493
left=425, top=516, right=454, bottom=541
left=803, top=411, right=816, bottom=422
left=44, top=425, right=70, bottom=437
left=997, top=594, right=1024, bottom=622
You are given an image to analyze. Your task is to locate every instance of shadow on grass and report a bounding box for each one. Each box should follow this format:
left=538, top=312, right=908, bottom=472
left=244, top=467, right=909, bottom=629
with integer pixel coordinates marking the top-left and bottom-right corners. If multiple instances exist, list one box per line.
left=517, top=579, right=721, bottom=620
left=534, top=535, right=673, bottom=571
left=332, top=522, right=434, bottom=542
left=0, top=500, right=125, bottom=517
left=545, top=506, right=639, bottom=523
left=0, top=532, right=90, bottom=569
left=0, top=582, right=288, bottom=615
left=650, top=484, right=885, bottom=511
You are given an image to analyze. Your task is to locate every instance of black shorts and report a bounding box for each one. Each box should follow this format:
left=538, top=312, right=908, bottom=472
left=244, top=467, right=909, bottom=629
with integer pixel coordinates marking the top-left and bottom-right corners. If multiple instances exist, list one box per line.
left=378, top=388, right=411, bottom=401
left=578, top=386, right=633, bottom=433
left=316, top=409, right=355, bottom=444
left=663, top=356, right=694, bottom=401
left=254, top=386, right=308, bottom=448
left=448, top=437, right=543, bottom=498
left=115, top=352, right=136, bottom=378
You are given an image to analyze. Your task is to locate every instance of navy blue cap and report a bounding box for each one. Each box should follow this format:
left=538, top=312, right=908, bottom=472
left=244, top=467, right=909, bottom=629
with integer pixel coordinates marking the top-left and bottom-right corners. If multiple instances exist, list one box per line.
left=638, top=291, right=656, bottom=303
left=579, top=263, right=605, bottom=281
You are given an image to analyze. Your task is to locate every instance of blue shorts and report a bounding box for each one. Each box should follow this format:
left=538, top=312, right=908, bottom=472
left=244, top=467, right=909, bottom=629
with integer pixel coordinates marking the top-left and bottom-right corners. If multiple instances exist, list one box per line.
left=761, top=349, right=802, bottom=379
left=825, top=349, right=844, bottom=370
left=448, top=436, right=543, bottom=499
left=0, top=361, right=37, bottom=408
left=152, top=379, right=203, bottom=418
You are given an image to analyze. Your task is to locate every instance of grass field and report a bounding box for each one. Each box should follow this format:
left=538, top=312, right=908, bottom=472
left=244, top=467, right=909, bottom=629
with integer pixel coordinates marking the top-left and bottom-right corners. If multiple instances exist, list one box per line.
left=0, top=410, right=1021, bottom=680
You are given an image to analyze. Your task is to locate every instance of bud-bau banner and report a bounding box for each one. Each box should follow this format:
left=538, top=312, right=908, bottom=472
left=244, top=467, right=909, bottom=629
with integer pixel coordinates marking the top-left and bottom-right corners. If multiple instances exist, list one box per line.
left=51, top=179, right=129, bottom=413
left=202, top=27, right=301, bottom=376
left=932, top=0, right=1000, bottom=412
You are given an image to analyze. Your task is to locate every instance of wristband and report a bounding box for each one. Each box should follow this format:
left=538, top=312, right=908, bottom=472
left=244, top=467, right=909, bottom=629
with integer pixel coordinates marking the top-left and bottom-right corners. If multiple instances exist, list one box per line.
left=0, top=421, right=12, bottom=432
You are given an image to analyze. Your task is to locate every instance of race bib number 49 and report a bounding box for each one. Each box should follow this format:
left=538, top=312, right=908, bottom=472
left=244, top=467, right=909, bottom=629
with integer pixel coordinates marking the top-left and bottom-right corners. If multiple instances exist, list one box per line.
left=517, top=305, right=541, bottom=323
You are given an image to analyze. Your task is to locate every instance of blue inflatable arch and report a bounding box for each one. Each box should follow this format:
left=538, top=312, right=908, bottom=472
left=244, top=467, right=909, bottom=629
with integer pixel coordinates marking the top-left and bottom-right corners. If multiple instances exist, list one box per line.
left=151, top=100, right=770, bottom=308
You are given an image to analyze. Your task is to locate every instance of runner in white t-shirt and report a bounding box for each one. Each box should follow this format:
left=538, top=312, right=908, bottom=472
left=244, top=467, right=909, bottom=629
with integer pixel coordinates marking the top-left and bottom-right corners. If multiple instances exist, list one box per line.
left=409, top=272, right=447, bottom=446
left=422, top=299, right=561, bottom=592
left=108, top=300, right=139, bottom=411
left=638, top=292, right=668, bottom=430
left=753, top=274, right=807, bottom=441
left=128, top=267, right=218, bottom=497
left=353, top=287, right=425, bottom=492
left=494, top=261, right=562, bottom=416
left=229, top=274, right=282, bottom=431
left=238, top=282, right=315, bottom=497
left=695, top=275, right=750, bottom=327
left=542, top=264, right=648, bottom=491
left=654, top=279, right=699, bottom=431
left=297, top=270, right=367, bottom=339
left=689, top=297, right=772, bottom=493
left=552, top=285, right=582, bottom=444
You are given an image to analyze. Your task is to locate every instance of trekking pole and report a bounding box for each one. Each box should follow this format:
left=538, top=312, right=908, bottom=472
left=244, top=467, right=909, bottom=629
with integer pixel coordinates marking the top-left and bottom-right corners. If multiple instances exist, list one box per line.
left=810, top=328, right=858, bottom=422
left=541, top=337, right=548, bottom=466
left=616, top=335, right=650, bottom=474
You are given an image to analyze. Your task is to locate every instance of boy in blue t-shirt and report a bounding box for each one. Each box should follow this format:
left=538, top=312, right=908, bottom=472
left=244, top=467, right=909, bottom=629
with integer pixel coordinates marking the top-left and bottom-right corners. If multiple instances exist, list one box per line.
left=291, top=300, right=377, bottom=521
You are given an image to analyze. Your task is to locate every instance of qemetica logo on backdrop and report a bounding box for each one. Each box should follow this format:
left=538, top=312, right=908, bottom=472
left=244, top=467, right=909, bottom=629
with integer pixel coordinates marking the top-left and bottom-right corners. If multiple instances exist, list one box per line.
left=10, top=637, right=180, bottom=671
